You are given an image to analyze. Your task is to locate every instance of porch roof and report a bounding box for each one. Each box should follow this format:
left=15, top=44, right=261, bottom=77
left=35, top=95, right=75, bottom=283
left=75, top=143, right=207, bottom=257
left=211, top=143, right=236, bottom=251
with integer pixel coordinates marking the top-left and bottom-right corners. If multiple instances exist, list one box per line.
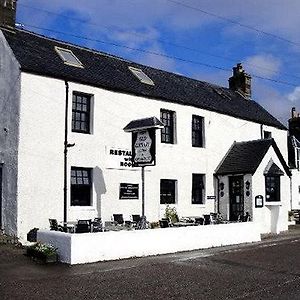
left=215, top=138, right=291, bottom=176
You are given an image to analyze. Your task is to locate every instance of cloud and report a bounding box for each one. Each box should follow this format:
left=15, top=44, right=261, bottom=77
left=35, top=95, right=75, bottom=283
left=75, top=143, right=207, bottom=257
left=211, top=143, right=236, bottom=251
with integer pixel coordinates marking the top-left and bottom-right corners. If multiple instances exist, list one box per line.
left=288, top=87, right=300, bottom=103
left=243, top=54, right=281, bottom=78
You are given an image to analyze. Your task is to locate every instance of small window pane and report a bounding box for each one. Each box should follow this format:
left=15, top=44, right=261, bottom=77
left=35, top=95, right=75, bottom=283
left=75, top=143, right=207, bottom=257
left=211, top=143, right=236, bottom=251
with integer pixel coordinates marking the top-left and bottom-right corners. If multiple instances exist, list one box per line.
left=192, top=174, right=205, bottom=204
left=192, top=115, right=204, bottom=147
left=160, top=179, right=176, bottom=204
left=71, top=167, right=92, bottom=206
left=161, top=109, right=175, bottom=144
left=72, top=93, right=91, bottom=133
left=55, top=47, right=83, bottom=67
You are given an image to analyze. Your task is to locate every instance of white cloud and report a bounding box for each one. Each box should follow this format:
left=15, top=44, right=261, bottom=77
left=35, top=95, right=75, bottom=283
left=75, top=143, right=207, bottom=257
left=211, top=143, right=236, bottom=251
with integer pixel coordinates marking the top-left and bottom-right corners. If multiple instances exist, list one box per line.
left=243, top=54, right=281, bottom=78
left=288, top=87, right=300, bottom=103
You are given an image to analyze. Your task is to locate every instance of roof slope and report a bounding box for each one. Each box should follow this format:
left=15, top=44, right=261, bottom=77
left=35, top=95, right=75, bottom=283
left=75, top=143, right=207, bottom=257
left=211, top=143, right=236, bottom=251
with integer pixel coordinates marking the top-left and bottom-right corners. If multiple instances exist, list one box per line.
left=2, top=28, right=285, bottom=130
left=215, top=139, right=291, bottom=176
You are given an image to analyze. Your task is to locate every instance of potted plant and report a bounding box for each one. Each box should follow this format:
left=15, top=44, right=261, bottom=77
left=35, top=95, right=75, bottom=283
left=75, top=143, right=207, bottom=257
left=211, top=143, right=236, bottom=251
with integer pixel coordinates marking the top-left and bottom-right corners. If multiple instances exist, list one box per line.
left=26, top=242, right=58, bottom=263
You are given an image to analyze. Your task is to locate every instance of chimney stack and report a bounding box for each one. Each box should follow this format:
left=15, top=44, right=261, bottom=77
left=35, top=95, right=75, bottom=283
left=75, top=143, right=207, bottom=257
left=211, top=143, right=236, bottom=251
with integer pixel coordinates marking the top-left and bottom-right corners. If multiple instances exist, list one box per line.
left=0, top=0, right=17, bottom=29
left=229, top=63, right=251, bottom=99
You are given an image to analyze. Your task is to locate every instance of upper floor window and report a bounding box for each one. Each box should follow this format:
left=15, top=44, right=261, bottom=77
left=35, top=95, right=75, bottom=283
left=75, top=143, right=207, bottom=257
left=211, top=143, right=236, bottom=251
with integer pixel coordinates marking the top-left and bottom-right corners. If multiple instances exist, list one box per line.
left=71, top=167, right=92, bottom=206
left=72, top=92, right=91, bottom=133
left=263, top=131, right=272, bottom=139
left=192, top=174, right=205, bottom=204
left=55, top=47, right=83, bottom=68
left=160, top=179, right=177, bottom=204
left=160, top=109, right=175, bottom=144
left=192, top=115, right=204, bottom=147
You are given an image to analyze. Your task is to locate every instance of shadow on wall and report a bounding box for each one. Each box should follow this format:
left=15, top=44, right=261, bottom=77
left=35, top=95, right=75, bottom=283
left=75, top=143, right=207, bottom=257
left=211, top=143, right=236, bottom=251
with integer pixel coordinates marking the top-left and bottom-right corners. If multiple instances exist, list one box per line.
left=94, top=166, right=106, bottom=218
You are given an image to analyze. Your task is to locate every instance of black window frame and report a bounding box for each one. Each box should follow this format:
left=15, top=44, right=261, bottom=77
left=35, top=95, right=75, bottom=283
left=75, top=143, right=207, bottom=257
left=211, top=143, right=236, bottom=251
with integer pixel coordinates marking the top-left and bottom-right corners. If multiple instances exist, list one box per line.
left=192, top=174, right=205, bottom=204
left=160, top=179, right=176, bottom=204
left=263, top=131, right=272, bottom=139
left=160, top=109, right=175, bottom=144
left=71, top=167, right=92, bottom=206
left=72, top=92, right=91, bottom=134
left=265, top=175, right=280, bottom=202
left=192, top=115, right=204, bottom=147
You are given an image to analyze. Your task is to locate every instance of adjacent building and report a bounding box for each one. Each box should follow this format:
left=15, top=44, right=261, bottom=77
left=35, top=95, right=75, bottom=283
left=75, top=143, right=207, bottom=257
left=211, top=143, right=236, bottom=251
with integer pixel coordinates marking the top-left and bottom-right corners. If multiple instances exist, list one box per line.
left=0, top=1, right=291, bottom=241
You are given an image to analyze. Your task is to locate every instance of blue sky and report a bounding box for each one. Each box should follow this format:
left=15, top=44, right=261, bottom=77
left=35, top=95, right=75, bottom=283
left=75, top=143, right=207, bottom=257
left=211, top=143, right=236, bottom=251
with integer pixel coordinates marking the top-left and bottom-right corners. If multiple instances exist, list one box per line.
left=16, top=0, right=300, bottom=125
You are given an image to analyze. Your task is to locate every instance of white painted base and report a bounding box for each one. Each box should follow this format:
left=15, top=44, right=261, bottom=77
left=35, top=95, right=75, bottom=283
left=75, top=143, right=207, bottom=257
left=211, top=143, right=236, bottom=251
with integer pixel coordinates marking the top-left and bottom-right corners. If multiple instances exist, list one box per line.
left=37, top=222, right=261, bottom=265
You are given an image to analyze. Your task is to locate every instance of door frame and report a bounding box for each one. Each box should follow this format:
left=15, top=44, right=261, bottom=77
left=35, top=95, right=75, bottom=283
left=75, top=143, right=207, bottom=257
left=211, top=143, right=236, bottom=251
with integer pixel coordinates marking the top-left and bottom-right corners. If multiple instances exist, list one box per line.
left=229, top=175, right=244, bottom=221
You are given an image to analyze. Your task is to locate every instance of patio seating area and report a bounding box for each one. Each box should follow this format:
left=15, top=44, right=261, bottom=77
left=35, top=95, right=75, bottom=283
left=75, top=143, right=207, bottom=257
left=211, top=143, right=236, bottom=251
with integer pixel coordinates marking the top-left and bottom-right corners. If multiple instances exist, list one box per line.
left=47, top=211, right=251, bottom=235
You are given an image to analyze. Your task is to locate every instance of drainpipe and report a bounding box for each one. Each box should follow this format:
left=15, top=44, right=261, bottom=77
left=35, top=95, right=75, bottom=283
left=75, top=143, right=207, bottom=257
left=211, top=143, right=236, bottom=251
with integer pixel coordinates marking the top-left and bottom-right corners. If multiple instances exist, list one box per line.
left=63, top=80, right=69, bottom=232
left=260, top=124, right=263, bottom=139
left=290, top=175, right=293, bottom=212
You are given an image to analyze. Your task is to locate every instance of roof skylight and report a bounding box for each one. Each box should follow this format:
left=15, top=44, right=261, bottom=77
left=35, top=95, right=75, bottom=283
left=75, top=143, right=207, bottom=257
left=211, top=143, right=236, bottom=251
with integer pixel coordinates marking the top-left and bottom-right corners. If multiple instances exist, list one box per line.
left=55, top=46, right=83, bottom=68
left=128, top=66, right=154, bottom=85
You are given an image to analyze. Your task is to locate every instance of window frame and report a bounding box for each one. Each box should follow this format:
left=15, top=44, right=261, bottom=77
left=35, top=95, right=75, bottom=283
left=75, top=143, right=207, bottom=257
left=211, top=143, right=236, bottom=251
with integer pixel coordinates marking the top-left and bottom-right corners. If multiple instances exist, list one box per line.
left=160, top=179, right=177, bottom=204
left=160, top=109, right=175, bottom=144
left=265, top=175, right=280, bottom=202
left=263, top=131, right=272, bottom=139
left=55, top=46, right=83, bottom=68
left=192, top=115, right=205, bottom=147
left=72, top=92, right=91, bottom=134
left=70, top=167, right=92, bottom=206
left=192, top=174, right=205, bottom=205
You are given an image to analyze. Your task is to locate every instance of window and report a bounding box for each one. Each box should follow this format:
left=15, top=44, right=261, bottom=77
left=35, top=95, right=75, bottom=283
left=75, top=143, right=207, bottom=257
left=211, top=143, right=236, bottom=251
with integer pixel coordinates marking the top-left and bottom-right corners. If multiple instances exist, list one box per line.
left=72, top=92, right=91, bottom=133
left=71, top=167, right=92, bottom=206
left=263, top=131, right=272, bottom=139
left=192, top=174, right=205, bottom=204
left=296, top=148, right=300, bottom=170
left=160, top=109, right=175, bottom=144
left=55, top=47, right=83, bottom=68
left=192, top=115, right=204, bottom=147
left=265, top=175, right=280, bottom=202
left=160, top=179, right=176, bottom=204
left=128, top=66, right=154, bottom=85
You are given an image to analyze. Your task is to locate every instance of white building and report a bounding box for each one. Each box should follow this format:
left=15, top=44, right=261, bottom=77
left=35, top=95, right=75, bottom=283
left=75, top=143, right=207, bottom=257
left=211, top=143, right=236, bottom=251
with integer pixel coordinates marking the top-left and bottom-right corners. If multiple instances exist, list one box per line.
left=0, top=1, right=291, bottom=241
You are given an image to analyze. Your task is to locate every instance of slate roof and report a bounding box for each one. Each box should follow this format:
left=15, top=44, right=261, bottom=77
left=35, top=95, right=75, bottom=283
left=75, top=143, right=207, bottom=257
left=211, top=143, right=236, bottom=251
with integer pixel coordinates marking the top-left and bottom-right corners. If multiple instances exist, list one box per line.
left=2, top=28, right=286, bottom=130
left=123, top=117, right=164, bottom=132
left=215, top=139, right=291, bottom=176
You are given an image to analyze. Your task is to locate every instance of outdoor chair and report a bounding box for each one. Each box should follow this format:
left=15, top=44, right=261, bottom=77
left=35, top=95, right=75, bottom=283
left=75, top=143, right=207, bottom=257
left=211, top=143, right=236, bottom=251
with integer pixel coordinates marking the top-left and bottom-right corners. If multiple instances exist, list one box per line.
left=132, top=214, right=141, bottom=228
left=92, top=218, right=103, bottom=232
left=49, top=219, right=64, bottom=231
left=159, top=218, right=170, bottom=228
left=113, top=214, right=124, bottom=226
left=203, top=215, right=211, bottom=225
left=195, top=217, right=204, bottom=225
left=76, top=219, right=91, bottom=233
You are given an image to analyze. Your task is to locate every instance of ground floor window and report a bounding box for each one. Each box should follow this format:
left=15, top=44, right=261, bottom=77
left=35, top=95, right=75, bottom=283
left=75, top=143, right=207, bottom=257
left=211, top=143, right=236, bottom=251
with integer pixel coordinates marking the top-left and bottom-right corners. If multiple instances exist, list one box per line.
left=192, top=174, right=205, bottom=204
left=160, top=179, right=176, bottom=204
left=265, top=175, right=280, bottom=202
left=71, top=167, right=92, bottom=206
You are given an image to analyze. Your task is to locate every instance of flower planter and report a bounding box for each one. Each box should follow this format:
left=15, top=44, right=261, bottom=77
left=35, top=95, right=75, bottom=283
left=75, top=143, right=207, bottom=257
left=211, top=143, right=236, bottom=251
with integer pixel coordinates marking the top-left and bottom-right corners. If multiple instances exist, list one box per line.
left=26, top=246, right=58, bottom=264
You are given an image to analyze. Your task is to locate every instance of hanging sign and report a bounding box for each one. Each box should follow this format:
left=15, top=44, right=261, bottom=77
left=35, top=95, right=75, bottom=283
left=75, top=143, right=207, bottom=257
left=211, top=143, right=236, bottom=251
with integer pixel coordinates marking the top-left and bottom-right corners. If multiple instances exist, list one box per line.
left=132, top=129, right=156, bottom=167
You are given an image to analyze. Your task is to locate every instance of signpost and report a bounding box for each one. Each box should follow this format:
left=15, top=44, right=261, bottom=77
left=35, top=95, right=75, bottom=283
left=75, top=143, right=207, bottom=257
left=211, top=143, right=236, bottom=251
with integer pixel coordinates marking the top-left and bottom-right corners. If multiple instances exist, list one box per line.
left=124, top=117, right=164, bottom=229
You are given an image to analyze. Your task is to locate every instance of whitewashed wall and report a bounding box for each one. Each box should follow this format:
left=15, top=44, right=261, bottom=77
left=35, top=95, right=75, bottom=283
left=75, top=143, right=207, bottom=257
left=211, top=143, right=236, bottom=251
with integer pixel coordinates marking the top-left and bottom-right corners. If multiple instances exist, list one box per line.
left=251, top=147, right=290, bottom=233
left=16, top=73, right=288, bottom=240
left=291, top=169, right=300, bottom=210
left=38, top=223, right=261, bottom=264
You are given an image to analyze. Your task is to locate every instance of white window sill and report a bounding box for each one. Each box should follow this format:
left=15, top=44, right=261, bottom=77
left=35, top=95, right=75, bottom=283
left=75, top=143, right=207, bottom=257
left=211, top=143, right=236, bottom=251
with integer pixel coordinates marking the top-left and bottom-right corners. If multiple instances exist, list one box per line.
left=69, top=206, right=96, bottom=211
left=265, top=201, right=282, bottom=206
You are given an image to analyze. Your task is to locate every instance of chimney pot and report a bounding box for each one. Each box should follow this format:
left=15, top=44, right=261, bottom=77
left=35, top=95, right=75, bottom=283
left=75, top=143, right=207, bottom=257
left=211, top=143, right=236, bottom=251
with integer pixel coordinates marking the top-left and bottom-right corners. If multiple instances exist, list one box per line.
left=0, top=0, right=17, bottom=29
left=229, top=63, right=252, bottom=99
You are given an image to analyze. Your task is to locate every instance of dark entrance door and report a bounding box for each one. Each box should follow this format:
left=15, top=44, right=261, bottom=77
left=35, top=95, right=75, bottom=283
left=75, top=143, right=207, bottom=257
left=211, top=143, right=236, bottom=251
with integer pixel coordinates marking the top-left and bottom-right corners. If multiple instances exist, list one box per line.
left=229, top=176, right=244, bottom=221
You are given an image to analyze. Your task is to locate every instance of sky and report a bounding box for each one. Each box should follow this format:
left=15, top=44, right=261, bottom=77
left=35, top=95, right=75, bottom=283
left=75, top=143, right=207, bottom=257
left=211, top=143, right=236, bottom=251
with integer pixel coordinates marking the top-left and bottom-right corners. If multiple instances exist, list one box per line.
left=15, top=0, right=300, bottom=125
